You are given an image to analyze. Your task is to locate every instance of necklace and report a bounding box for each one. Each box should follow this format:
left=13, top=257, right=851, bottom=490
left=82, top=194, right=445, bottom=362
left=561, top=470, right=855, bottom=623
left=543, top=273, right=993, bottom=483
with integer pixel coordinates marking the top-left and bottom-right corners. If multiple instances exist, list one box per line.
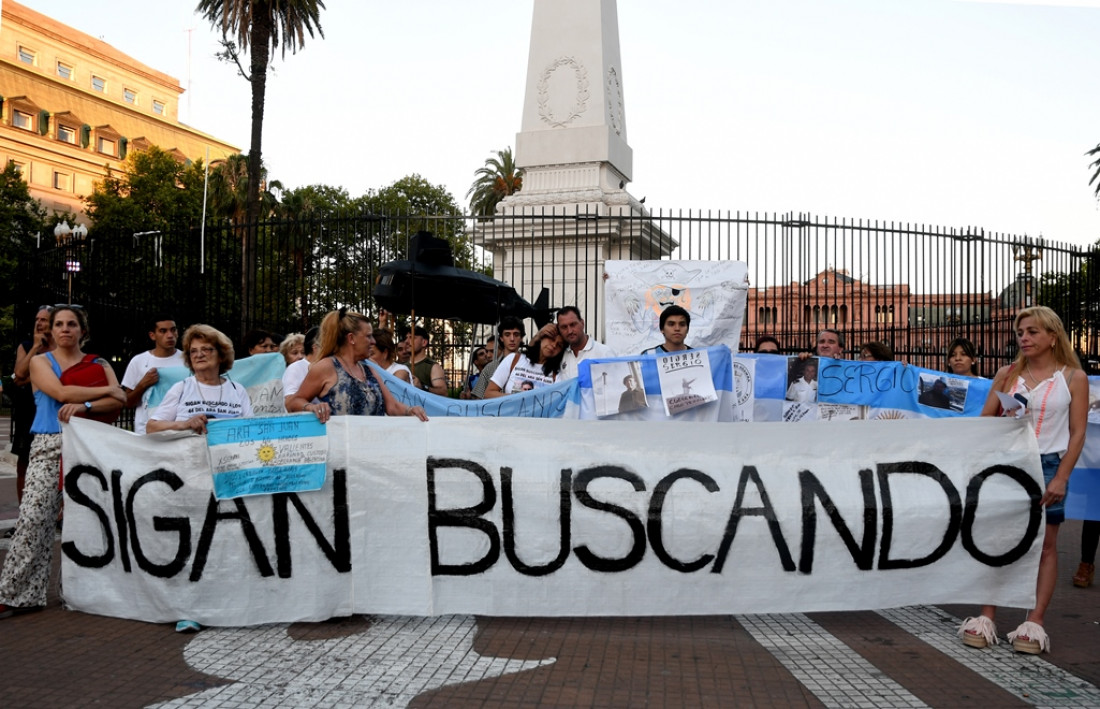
left=1024, top=362, right=1052, bottom=388
left=337, top=355, right=365, bottom=380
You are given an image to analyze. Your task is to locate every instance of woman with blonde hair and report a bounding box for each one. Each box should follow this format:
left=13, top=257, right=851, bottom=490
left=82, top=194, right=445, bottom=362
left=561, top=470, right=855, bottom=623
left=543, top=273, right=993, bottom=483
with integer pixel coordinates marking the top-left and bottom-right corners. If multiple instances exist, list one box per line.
left=958, top=306, right=1088, bottom=654
left=279, top=332, right=306, bottom=365
left=287, top=308, right=426, bottom=422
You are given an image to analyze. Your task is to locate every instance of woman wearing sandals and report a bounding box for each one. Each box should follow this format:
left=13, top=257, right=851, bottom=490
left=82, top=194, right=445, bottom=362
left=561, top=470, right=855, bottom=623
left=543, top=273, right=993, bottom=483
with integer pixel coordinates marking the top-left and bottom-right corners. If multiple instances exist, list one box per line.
left=959, top=306, right=1088, bottom=654
left=0, top=306, right=125, bottom=619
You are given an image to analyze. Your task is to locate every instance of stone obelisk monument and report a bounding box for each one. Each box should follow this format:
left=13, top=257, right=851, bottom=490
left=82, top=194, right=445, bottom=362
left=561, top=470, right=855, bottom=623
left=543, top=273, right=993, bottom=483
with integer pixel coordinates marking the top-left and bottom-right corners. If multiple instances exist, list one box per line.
left=477, top=0, right=674, bottom=334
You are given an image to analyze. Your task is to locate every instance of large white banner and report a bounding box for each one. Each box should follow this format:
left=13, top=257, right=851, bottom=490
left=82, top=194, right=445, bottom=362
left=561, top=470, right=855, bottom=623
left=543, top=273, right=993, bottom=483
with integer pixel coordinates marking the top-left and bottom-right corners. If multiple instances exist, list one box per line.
left=60, top=416, right=1043, bottom=626
left=603, top=260, right=749, bottom=355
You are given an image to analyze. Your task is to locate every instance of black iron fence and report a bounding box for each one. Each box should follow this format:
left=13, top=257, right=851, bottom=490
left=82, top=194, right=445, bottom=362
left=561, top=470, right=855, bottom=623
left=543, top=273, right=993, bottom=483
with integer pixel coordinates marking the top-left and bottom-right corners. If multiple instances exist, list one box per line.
left=18, top=210, right=1100, bottom=388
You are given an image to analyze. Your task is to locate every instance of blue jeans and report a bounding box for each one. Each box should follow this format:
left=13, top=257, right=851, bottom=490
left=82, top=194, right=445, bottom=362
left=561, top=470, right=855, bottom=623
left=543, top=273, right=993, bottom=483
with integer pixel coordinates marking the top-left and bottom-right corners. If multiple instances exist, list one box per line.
left=1040, top=452, right=1065, bottom=526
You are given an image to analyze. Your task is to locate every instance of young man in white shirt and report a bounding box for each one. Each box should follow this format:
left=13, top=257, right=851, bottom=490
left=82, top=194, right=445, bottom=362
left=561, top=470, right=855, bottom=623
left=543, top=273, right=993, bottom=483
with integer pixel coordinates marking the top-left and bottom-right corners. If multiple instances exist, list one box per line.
left=121, top=314, right=184, bottom=434
left=556, top=306, right=614, bottom=379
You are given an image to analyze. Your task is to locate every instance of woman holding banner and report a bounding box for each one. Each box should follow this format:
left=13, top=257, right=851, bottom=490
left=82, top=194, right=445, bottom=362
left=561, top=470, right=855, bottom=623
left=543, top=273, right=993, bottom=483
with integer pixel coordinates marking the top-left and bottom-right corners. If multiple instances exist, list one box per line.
left=959, top=306, right=1087, bottom=654
left=484, top=324, right=566, bottom=397
left=287, top=309, right=427, bottom=422
left=147, top=325, right=253, bottom=434
left=0, top=306, right=125, bottom=620
left=147, top=324, right=252, bottom=633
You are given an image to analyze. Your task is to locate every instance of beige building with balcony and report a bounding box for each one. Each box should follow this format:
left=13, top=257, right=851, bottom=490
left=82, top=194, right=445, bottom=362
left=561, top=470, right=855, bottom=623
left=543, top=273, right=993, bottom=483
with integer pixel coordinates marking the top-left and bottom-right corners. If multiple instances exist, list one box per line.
left=0, top=0, right=237, bottom=216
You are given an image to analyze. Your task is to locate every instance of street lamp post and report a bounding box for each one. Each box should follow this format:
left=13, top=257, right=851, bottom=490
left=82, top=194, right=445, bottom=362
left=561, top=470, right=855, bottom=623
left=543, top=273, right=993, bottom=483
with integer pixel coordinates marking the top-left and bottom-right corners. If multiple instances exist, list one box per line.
left=54, top=220, right=89, bottom=304
left=1012, top=243, right=1042, bottom=308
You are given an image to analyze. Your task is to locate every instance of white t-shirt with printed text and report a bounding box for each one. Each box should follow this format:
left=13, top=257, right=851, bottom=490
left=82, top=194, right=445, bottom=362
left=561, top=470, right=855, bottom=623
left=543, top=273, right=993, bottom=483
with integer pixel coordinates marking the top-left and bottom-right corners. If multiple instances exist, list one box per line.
left=122, top=350, right=185, bottom=434
left=150, top=376, right=253, bottom=424
left=490, top=353, right=557, bottom=394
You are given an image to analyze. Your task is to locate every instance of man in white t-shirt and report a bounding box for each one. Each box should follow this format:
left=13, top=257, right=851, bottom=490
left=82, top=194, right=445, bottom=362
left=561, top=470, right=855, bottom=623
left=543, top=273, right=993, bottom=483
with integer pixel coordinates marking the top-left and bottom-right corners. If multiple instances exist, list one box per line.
left=556, top=306, right=615, bottom=379
left=122, top=315, right=184, bottom=434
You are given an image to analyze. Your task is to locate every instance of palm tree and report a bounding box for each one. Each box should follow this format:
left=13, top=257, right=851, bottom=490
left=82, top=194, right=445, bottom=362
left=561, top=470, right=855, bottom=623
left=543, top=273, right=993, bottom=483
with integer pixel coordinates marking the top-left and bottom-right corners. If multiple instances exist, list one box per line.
left=195, top=0, right=324, bottom=331
left=1088, top=144, right=1100, bottom=197
left=207, top=153, right=249, bottom=223
left=207, top=153, right=282, bottom=223
left=466, top=147, right=523, bottom=217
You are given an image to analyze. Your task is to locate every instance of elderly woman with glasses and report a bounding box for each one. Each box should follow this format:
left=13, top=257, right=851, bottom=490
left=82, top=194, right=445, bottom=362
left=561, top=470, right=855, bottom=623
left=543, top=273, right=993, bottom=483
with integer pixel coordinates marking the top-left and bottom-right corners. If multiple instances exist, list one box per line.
left=147, top=324, right=252, bottom=435
left=146, top=324, right=251, bottom=633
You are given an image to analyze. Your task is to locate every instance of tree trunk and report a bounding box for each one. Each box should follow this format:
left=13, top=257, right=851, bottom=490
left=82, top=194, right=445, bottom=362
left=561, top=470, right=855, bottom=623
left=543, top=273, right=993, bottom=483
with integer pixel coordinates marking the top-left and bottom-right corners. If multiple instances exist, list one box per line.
left=242, top=13, right=272, bottom=338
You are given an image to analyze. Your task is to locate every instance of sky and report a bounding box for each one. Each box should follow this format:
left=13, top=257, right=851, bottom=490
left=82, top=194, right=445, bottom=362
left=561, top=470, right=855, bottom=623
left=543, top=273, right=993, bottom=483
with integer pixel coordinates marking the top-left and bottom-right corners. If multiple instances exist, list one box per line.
left=20, top=0, right=1100, bottom=248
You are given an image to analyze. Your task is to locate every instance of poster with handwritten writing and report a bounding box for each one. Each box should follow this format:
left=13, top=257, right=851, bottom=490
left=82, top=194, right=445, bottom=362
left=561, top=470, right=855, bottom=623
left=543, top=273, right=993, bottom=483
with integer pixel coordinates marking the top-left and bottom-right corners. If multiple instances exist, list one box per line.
left=604, top=260, right=749, bottom=356
left=206, top=415, right=328, bottom=499
left=655, top=350, right=717, bottom=416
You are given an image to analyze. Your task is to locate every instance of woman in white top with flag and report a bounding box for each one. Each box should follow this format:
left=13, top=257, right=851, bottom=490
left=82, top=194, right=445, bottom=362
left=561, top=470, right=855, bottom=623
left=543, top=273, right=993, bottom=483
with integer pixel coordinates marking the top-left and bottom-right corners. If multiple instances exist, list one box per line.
left=959, top=306, right=1087, bottom=654
left=485, top=324, right=566, bottom=397
left=148, top=324, right=253, bottom=435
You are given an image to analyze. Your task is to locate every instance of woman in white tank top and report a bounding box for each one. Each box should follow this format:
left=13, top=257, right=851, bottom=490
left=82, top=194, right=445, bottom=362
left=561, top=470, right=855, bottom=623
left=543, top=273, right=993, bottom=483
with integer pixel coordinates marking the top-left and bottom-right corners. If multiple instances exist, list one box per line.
left=958, top=306, right=1088, bottom=654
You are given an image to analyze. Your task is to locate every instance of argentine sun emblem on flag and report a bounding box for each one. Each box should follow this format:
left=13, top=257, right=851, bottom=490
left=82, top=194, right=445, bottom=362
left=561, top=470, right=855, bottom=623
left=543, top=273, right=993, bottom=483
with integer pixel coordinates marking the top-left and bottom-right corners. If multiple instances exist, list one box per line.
left=206, top=415, right=329, bottom=499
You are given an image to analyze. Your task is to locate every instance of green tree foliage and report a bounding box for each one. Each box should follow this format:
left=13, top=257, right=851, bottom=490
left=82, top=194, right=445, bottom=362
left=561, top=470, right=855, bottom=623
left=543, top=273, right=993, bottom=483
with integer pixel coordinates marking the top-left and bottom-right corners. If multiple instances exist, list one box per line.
left=77, top=148, right=210, bottom=338
left=266, top=185, right=353, bottom=328
left=466, top=147, right=523, bottom=218
left=84, top=146, right=206, bottom=233
left=0, top=161, right=47, bottom=377
left=207, top=152, right=283, bottom=223
left=207, top=152, right=287, bottom=330
left=362, top=173, right=469, bottom=265
left=267, top=176, right=473, bottom=351
left=361, top=175, right=476, bottom=364
left=280, top=184, right=353, bottom=217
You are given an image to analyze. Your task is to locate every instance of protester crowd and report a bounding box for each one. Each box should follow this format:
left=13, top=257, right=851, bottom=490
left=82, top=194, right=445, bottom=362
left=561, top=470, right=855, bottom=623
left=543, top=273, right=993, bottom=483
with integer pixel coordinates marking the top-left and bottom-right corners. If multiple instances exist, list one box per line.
left=1, top=302, right=1095, bottom=655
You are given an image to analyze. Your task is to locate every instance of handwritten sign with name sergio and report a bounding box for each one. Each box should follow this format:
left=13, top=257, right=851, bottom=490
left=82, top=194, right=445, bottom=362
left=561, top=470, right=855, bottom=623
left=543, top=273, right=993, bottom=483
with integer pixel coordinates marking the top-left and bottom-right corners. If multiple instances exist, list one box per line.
left=206, top=415, right=328, bottom=499
left=656, top=350, right=717, bottom=415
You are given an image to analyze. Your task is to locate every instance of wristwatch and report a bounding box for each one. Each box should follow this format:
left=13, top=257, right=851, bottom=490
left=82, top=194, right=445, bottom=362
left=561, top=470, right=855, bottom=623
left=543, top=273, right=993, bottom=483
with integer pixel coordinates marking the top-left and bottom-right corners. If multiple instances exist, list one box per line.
left=83, top=401, right=92, bottom=412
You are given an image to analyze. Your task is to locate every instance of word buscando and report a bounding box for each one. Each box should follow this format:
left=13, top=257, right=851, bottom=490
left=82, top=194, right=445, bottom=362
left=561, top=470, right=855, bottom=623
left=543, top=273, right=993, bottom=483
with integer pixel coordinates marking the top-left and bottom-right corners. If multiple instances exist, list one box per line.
left=428, top=458, right=1043, bottom=577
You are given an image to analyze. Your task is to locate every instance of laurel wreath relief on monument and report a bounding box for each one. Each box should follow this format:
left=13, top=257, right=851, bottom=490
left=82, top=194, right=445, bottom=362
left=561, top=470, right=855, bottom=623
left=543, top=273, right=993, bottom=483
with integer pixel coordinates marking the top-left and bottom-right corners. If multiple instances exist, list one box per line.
left=537, top=56, right=589, bottom=128
left=606, top=66, right=624, bottom=136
